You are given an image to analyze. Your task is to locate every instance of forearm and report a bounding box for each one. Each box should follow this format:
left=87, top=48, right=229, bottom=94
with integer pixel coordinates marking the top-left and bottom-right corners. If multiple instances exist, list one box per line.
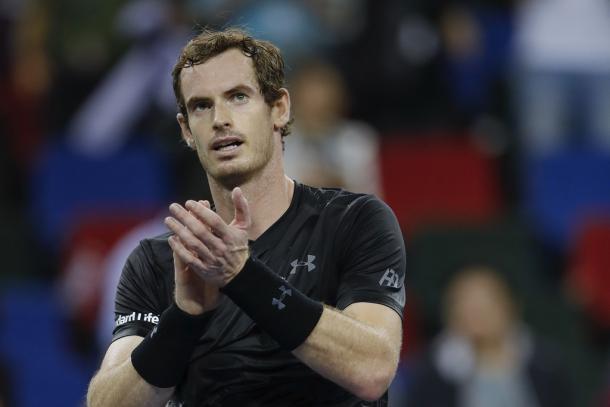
left=221, top=257, right=402, bottom=400
left=88, top=302, right=212, bottom=407
left=87, top=358, right=173, bottom=407
left=293, top=305, right=401, bottom=401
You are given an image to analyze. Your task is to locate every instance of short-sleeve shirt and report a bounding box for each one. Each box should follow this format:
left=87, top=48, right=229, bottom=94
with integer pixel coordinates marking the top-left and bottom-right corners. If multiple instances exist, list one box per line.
left=112, top=182, right=406, bottom=406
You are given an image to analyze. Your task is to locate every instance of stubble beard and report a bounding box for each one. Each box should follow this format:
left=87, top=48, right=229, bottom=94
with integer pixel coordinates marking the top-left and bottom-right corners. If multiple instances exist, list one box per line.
left=201, top=135, right=275, bottom=190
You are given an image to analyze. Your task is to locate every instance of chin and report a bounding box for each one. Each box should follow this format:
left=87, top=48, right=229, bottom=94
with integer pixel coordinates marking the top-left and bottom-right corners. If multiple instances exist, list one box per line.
left=217, top=172, right=251, bottom=189
left=209, top=163, right=255, bottom=189
left=203, top=150, right=272, bottom=188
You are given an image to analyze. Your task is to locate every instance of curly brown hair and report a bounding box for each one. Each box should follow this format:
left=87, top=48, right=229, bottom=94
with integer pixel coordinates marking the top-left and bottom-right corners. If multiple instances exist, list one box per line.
left=172, top=28, right=292, bottom=138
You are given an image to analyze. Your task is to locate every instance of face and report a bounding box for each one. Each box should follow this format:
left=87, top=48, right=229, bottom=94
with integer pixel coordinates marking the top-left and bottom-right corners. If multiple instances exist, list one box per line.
left=294, top=69, right=344, bottom=127
left=447, top=271, right=514, bottom=344
left=177, top=48, right=289, bottom=187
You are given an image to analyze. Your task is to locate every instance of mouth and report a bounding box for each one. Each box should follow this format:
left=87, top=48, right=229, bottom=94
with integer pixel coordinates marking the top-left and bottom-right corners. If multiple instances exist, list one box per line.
left=211, top=136, right=244, bottom=152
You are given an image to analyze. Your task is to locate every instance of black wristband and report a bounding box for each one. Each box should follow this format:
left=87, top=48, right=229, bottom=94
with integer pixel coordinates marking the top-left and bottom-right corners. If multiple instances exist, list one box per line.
left=131, top=303, right=213, bottom=388
left=221, top=256, right=324, bottom=350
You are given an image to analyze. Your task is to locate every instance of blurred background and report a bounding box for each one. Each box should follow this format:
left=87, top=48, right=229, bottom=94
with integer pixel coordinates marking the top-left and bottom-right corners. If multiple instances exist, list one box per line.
left=1, top=0, right=610, bottom=406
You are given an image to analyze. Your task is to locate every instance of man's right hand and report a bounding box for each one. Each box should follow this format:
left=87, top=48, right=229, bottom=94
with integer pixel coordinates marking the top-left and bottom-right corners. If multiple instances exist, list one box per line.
left=170, top=241, right=222, bottom=315
left=172, top=241, right=221, bottom=315
left=169, top=201, right=221, bottom=316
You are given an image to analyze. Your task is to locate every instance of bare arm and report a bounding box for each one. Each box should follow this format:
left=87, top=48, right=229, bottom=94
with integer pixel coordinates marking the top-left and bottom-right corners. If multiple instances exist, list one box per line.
left=293, top=302, right=402, bottom=401
left=87, top=336, right=174, bottom=407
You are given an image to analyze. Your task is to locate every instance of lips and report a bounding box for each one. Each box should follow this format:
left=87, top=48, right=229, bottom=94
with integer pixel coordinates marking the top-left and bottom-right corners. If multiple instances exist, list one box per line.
left=210, top=135, right=244, bottom=152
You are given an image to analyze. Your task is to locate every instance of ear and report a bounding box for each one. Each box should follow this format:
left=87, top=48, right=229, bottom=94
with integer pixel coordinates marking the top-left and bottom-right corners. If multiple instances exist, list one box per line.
left=271, top=88, right=291, bottom=133
left=177, top=113, right=195, bottom=149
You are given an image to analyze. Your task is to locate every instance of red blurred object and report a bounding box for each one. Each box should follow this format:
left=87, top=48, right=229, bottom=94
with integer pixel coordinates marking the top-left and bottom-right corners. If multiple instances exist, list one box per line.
left=379, top=135, right=502, bottom=236
left=568, top=219, right=610, bottom=327
left=59, top=212, right=156, bottom=333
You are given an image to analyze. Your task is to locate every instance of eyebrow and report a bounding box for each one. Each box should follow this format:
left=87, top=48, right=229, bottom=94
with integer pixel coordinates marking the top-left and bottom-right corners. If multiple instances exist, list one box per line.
left=185, top=96, right=211, bottom=112
left=224, top=84, right=258, bottom=97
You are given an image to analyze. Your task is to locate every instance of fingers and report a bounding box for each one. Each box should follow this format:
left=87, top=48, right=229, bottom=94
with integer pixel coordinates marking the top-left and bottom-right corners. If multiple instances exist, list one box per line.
left=167, top=235, right=206, bottom=272
left=167, top=203, right=227, bottom=255
left=166, top=197, right=250, bottom=287
left=231, top=187, right=251, bottom=229
left=183, top=200, right=230, bottom=239
left=164, top=216, right=216, bottom=263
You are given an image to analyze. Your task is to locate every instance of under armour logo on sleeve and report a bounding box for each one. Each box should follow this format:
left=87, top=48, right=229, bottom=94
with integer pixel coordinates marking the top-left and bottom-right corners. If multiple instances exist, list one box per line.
left=379, top=268, right=402, bottom=288
left=272, top=285, right=292, bottom=310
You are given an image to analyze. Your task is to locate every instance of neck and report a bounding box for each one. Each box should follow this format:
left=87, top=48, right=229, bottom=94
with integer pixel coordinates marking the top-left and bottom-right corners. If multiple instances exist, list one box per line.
left=473, top=335, right=516, bottom=371
left=208, top=155, right=294, bottom=241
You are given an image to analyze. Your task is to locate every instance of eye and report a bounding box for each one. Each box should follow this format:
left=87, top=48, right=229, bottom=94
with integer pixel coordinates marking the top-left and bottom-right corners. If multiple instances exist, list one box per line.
left=232, top=93, right=249, bottom=104
left=193, top=101, right=211, bottom=111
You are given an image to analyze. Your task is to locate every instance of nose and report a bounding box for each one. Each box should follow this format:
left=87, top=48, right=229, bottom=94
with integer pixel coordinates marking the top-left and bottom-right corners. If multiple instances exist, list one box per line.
left=212, top=103, right=232, bottom=131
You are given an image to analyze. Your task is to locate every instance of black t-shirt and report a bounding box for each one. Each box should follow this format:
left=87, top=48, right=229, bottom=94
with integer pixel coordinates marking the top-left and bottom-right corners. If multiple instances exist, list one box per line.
left=112, top=182, right=406, bottom=406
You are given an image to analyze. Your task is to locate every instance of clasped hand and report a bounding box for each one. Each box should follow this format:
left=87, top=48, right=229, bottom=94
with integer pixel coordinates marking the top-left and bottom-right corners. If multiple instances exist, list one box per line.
left=164, top=187, right=251, bottom=288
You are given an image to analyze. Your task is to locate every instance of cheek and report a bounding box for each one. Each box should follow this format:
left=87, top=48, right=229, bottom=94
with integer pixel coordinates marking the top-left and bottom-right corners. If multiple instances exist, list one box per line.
left=242, top=110, right=274, bottom=140
left=189, top=120, right=212, bottom=143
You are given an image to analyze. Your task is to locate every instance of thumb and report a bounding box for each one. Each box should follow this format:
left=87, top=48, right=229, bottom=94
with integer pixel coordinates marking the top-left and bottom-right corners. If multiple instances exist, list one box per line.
left=231, top=187, right=251, bottom=229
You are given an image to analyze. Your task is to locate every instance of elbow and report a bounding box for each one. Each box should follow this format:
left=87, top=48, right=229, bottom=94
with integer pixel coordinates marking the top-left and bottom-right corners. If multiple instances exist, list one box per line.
left=87, top=374, right=108, bottom=407
left=87, top=379, right=100, bottom=407
left=87, top=374, right=111, bottom=407
left=351, top=363, right=397, bottom=401
left=87, top=395, right=99, bottom=407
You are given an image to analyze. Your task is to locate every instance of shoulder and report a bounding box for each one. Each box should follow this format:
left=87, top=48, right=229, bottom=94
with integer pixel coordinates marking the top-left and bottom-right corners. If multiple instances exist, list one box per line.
left=138, top=230, right=172, bottom=256
left=124, top=231, right=173, bottom=276
left=115, top=231, right=174, bottom=313
left=299, top=183, right=397, bottom=228
left=299, top=183, right=387, bottom=214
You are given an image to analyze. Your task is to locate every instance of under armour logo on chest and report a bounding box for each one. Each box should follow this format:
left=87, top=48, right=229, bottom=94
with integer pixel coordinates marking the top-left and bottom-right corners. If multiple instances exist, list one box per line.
left=289, top=255, right=316, bottom=275
left=272, top=285, right=292, bottom=310
left=379, top=268, right=401, bottom=288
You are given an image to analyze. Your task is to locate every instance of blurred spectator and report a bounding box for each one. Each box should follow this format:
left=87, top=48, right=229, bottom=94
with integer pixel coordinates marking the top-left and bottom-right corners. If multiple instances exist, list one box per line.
left=1, top=0, right=51, bottom=189
left=200, top=0, right=367, bottom=65
left=406, top=265, right=571, bottom=407
left=438, top=2, right=513, bottom=124
left=67, top=0, right=192, bottom=154
left=284, top=60, right=382, bottom=195
left=46, top=0, right=135, bottom=134
left=513, top=0, right=610, bottom=154
left=339, top=0, right=448, bottom=130
left=0, top=1, right=50, bottom=281
left=227, top=0, right=326, bottom=64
